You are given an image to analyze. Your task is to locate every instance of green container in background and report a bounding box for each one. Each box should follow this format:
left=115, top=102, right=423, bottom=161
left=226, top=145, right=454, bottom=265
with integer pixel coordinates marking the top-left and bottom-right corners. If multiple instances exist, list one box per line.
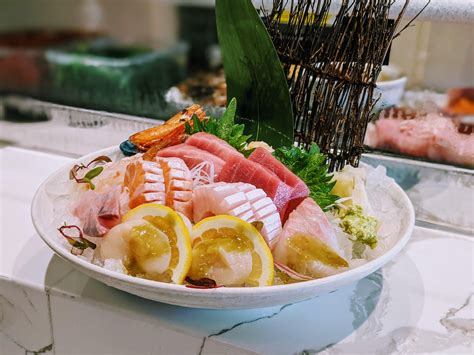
left=44, top=40, right=188, bottom=119
left=179, top=6, right=218, bottom=71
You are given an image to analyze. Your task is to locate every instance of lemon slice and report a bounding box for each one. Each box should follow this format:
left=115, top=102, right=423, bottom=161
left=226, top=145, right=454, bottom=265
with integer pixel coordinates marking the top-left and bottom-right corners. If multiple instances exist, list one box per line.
left=190, top=215, right=274, bottom=287
left=122, top=203, right=192, bottom=284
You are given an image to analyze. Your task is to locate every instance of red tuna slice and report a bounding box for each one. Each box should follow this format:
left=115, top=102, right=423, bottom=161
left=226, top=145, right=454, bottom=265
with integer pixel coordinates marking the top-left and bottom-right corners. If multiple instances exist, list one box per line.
left=249, top=147, right=309, bottom=221
left=217, top=155, right=292, bottom=219
left=157, top=143, right=225, bottom=176
left=185, top=132, right=243, bottom=161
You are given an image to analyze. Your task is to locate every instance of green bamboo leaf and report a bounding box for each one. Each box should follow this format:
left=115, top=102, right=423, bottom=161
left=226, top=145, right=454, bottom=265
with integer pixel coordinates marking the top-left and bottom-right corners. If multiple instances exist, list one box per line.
left=216, top=0, right=294, bottom=148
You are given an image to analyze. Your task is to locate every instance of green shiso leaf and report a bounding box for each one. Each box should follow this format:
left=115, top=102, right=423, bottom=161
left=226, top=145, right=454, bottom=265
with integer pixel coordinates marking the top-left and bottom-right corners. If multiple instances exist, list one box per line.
left=274, top=143, right=339, bottom=210
left=217, top=97, right=237, bottom=138
left=186, top=98, right=252, bottom=154
left=215, top=0, right=294, bottom=148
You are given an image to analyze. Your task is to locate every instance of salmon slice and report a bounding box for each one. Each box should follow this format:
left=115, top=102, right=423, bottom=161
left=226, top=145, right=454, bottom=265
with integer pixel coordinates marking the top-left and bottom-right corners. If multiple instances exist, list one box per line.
left=249, top=147, right=309, bottom=221
left=192, top=182, right=282, bottom=245
left=185, top=132, right=243, bottom=161
left=157, top=143, right=225, bottom=176
left=123, top=160, right=166, bottom=209
left=156, top=157, right=193, bottom=220
left=217, top=155, right=293, bottom=220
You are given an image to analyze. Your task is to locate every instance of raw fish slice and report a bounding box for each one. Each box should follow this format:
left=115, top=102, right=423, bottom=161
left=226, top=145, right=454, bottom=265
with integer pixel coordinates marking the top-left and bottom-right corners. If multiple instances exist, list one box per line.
left=249, top=147, right=309, bottom=221
left=132, top=182, right=166, bottom=196
left=254, top=203, right=277, bottom=220
left=142, top=173, right=164, bottom=183
left=130, top=192, right=166, bottom=210
left=185, top=132, right=243, bottom=161
left=251, top=197, right=273, bottom=211
left=193, top=183, right=242, bottom=222
left=374, top=118, right=433, bottom=158
left=93, top=155, right=142, bottom=193
left=169, top=190, right=193, bottom=202
left=259, top=213, right=282, bottom=248
left=169, top=179, right=193, bottom=191
left=278, top=198, right=341, bottom=253
left=123, top=160, right=166, bottom=209
left=161, top=157, right=191, bottom=171
left=217, top=155, right=293, bottom=219
left=157, top=143, right=225, bottom=175
left=157, top=157, right=194, bottom=220
left=273, top=198, right=348, bottom=279
left=428, top=123, right=474, bottom=167
left=228, top=202, right=253, bottom=216
left=373, top=113, right=474, bottom=167
left=218, top=192, right=248, bottom=210
left=192, top=182, right=282, bottom=245
left=208, top=247, right=253, bottom=286
left=235, top=183, right=255, bottom=193
left=167, top=169, right=189, bottom=181
left=97, top=186, right=122, bottom=229
left=237, top=210, right=256, bottom=223
left=245, top=189, right=267, bottom=203
left=136, top=161, right=163, bottom=176
left=73, top=186, right=121, bottom=237
left=173, top=201, right=193, bottom=221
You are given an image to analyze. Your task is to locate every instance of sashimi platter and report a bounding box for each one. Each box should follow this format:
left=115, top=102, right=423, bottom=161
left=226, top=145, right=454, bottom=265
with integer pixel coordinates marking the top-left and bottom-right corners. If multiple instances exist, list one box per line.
left=32, top=101, right=415, bottom=309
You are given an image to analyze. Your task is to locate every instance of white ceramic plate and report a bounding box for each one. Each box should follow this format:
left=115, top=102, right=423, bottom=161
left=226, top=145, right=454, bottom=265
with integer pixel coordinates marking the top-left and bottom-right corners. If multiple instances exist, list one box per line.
left=31, top=147, right=415, bottom=309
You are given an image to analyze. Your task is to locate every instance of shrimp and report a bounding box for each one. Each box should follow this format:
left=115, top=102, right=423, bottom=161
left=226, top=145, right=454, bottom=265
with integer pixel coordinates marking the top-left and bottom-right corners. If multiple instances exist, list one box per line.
left=130, top=104, right=207, bottom=152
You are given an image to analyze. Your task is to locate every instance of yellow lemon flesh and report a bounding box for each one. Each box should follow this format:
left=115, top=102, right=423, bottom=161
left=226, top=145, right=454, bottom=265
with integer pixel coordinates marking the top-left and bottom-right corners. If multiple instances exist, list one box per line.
left=190, top=216, right=274, bottom=287
left=122, top=203, right=192, bottom=284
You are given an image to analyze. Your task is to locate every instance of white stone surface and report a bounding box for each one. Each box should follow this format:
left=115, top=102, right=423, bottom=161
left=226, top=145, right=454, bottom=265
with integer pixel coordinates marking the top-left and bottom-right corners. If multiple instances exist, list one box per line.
left=1, top=146, right=473, bottom=354
left=0, top=278, right=53, bottom=354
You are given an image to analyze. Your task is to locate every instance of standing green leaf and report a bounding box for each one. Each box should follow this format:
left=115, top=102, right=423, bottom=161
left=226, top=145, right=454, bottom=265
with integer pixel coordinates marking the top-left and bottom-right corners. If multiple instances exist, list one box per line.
left=216, top=0, right=294, bottom=148
left=217, top=97, right=237, bottom=138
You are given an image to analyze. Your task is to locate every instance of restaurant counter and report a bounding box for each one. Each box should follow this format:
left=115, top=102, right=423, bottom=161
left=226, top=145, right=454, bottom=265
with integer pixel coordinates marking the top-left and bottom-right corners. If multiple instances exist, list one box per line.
left=0, top=145, right=472, bottom=354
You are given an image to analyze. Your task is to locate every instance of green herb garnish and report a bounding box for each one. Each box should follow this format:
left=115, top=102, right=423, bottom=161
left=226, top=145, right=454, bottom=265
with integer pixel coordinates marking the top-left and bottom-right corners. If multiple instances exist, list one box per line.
left=81, top=166, right=104, bottom=190
left=58, top=224, right=97, bottom=256
left=273, top=144, right=339, bottom=210
left=185, top=98, right=252, bottom=154
left=69, top=155, right=110, bottom=190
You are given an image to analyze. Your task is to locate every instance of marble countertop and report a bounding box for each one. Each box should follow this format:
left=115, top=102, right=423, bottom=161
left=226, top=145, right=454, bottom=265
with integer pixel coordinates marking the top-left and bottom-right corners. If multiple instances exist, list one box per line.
left=1, top=145, right=472, bottom=355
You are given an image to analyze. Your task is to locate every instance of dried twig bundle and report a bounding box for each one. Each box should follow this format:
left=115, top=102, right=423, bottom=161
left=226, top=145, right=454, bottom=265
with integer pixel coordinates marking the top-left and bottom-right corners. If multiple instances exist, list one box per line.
left=263, top=0, right=424, bottom=171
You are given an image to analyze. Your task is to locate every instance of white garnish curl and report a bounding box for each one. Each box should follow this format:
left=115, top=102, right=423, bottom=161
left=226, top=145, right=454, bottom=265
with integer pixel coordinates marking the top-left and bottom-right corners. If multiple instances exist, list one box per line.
left=191, top=161, right=215, bottom=188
